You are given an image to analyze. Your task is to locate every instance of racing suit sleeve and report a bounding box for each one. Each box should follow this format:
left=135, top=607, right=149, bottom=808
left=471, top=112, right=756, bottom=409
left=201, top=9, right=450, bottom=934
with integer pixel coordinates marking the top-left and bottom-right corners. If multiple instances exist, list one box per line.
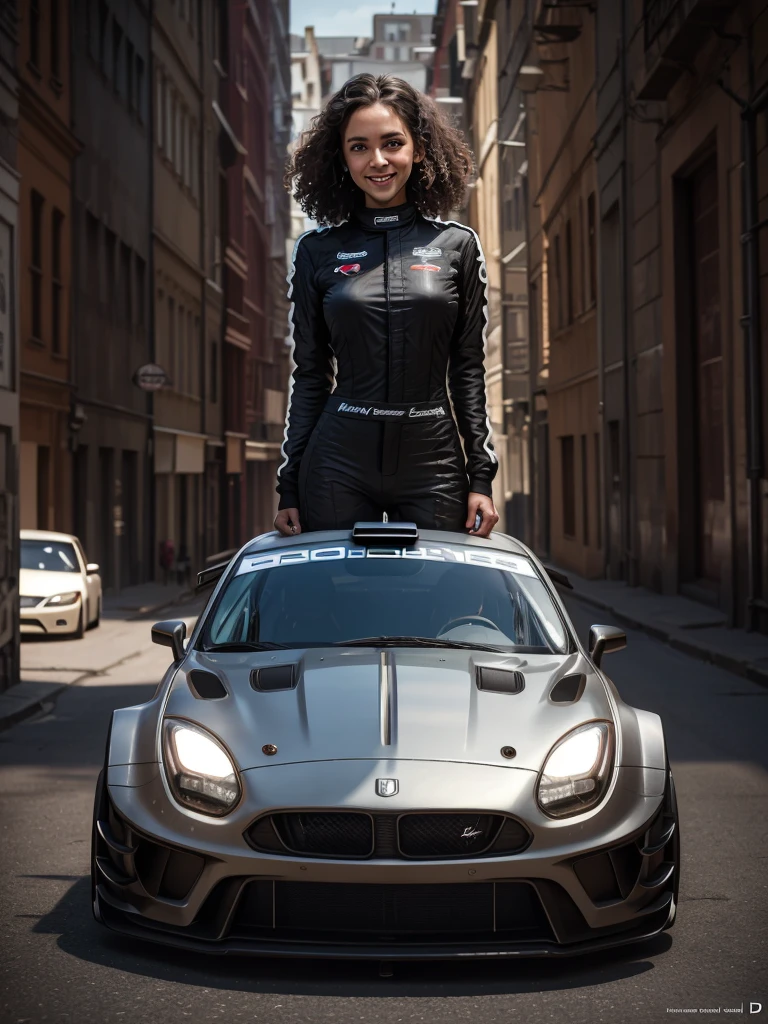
left=276, top=236, right=334, bottom=511
left=448, top=232, right=499, bottom=498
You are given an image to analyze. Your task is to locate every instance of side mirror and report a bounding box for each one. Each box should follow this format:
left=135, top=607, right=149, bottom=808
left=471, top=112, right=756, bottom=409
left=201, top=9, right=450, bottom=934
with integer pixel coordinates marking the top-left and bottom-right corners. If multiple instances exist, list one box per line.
left=588, top=625, right=626, bottom=667
left=151, top=619, right=187, bottom=662
left=86, top=563, right=100, bottom=574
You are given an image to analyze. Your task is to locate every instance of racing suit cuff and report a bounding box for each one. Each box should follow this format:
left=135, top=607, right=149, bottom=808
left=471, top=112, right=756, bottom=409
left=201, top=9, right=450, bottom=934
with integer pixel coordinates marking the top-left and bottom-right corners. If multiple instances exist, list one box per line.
left=469, top=480, right=493, bottom=498
left=277, top=493, right=300, bottom=511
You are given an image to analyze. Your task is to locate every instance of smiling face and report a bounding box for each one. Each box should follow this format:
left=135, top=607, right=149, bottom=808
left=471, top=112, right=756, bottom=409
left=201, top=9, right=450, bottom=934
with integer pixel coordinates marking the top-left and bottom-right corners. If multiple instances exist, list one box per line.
left=342, top=102, right=423, bottom=209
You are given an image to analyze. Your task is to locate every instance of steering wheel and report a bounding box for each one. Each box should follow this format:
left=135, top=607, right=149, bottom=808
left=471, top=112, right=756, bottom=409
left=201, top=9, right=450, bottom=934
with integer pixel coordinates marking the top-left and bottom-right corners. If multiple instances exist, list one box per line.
left=437, top=614, right=500, bottom=635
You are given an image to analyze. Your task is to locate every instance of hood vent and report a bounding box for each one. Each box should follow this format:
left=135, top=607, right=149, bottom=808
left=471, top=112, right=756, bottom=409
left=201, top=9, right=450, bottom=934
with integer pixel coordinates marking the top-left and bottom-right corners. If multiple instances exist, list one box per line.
left=251, top=664, right=296, bottom=692
left=187, top=670, right=228, bottom=700
left=476, top=666, right=525, bottom=694
left=550, top=673, right=586, bottom=704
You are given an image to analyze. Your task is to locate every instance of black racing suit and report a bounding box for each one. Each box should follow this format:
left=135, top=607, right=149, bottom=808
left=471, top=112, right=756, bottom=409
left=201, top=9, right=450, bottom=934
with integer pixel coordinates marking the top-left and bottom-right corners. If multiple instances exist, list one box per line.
left=276, top=201, right=498, bottom=531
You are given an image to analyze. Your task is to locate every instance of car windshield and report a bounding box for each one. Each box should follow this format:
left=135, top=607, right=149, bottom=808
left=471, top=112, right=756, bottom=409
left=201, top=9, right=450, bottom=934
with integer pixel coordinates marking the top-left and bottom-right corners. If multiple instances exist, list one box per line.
left=198, top=542, right=570, bottom=654
left=21, top=540, right=80, bottom=574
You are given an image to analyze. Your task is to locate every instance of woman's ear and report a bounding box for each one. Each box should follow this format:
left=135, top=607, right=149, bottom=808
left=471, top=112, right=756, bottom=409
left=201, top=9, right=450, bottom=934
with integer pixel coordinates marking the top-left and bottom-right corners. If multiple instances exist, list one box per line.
left=413, top=148, right=425, bottom=164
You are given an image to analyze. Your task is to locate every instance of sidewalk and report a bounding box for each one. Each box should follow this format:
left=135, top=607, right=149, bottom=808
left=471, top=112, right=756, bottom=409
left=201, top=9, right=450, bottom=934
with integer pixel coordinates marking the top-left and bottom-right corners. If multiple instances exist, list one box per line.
left=555, top=565, right=768, bottom=687
left=0, top=581, right=197, bottom=732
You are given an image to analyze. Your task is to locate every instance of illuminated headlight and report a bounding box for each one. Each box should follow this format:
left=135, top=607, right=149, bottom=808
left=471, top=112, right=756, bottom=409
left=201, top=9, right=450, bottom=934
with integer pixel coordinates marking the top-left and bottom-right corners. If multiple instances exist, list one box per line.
left=44, top=591, right=80, bottom=607
left=162, top=719, right=241, bottom=816
left=537, top=721, right=613, bottom=818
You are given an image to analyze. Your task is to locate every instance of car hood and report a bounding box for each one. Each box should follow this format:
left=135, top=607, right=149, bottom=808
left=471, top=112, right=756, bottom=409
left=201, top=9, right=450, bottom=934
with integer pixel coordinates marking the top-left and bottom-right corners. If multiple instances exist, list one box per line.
left=19, top=568, right=84, bottom=598
left=165, top=647, right=614, bottom=773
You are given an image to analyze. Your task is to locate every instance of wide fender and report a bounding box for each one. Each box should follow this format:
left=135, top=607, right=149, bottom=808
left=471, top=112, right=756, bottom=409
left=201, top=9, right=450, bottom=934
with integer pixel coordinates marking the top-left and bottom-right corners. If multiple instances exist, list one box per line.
left=613, top=699, right=667, bottom=771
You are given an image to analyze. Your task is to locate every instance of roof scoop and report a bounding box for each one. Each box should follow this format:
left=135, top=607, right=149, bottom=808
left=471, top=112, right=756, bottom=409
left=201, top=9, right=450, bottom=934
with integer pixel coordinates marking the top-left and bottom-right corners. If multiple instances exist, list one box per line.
left=352, top=522, right=419, bottom=545
left=476, top=666, right=525, bottom=694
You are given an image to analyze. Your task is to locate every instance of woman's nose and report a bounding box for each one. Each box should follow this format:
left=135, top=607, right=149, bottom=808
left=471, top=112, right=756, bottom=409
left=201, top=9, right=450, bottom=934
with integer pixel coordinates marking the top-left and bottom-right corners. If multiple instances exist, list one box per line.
left=370, top=149, right=388, bottom=167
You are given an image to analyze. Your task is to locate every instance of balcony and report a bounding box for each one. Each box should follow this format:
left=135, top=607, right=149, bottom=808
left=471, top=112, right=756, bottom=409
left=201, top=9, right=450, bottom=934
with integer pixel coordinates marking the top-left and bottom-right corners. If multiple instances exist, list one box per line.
left=638, top=0, right=735, bottom=100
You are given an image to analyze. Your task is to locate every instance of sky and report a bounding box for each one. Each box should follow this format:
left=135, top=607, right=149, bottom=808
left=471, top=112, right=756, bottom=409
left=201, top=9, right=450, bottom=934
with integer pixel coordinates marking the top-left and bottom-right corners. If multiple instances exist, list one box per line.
left=289, top=0, right=438, bottom=38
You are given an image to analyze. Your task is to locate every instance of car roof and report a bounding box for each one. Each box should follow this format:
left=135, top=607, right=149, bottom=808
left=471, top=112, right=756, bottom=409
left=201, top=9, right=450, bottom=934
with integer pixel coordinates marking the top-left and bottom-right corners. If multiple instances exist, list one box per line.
left=20, top=529, right=81, bottom=544
left=241, top=528, right=530, bottom=557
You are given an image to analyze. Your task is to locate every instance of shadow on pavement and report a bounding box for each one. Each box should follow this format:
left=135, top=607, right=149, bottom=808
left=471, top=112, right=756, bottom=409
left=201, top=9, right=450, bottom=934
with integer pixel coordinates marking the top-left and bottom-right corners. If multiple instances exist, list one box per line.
left=33, top=876, right=667, bottom=997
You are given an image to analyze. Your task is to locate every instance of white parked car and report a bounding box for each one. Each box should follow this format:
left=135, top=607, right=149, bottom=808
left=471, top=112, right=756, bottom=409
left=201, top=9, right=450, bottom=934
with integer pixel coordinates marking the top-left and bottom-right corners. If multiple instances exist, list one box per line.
left=20, top=530, right=102, bottom=639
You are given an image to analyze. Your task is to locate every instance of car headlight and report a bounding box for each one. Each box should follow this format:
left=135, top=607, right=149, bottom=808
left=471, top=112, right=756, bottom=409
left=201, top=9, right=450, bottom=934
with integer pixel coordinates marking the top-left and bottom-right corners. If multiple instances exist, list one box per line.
left=44, top=591, right=80, bottom=607
left=162, top=719, right=241, bottom=816
left=537, top=721, right=613, bottom=818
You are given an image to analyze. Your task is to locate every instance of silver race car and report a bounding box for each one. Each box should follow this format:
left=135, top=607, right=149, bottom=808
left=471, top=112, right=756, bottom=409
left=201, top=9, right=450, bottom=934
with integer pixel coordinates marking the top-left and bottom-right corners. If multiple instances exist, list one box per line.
left=92, top=521, right=679, bottom=959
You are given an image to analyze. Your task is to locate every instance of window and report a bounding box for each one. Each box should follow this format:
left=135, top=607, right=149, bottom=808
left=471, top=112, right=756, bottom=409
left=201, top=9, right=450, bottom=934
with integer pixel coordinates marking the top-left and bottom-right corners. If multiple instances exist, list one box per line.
left=155, top=70, right=164, bottom=149
left=136, top=56, right=144, bottom=122
left=50, top=0, right=61, bottom=81
left=210, top=340, right=218, bottom=402
left=112, top=20, right=123, bottom=94
left=120, top=243, right=132, bottom=324
left=552, top=233, right=562, bottom=331
left=126, top=40, right=134, bottom=110
left=86, top=212, right=100, bottom=307
left=587, top=192, right=597, bottom=306
left=168, top=296, right=176, bottom=387
left=30, top=191, right=44, bottom=341
left=565, top=219, right=573, bottom=325
left=581, top=434, right=589, bottom=546
left=104, top=229, right=116, bottom=315
left=51, top=210, right=64, bottom=353
left=98, top=0, right=108, bottom=71
left=578, top=196, right=585, bottom=313
left=594, top=432, right=601, bottom=549
left=180, top=109, right=187, bottom=184
left=165, top=82, right=172, bottom=161
left=192, top=314, right=199, bottom=394
left=29, top=0, right=41, bottom=70
left=135, top=256, right=146, bottom=325
left=561, top=435, right=575, bottom=538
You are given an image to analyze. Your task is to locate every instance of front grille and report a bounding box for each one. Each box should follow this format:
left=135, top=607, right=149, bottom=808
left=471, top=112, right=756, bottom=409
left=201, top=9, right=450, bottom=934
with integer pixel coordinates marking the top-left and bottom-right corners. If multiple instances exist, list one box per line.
left=399, top=813, right=502, bottom=858
left=271, top=812, right=373, bottom=857
left=229, top=880, right=554, bottom=943
left=246, top=811, right=531, bottom=860
left=20, top=596, right=42, bottom=608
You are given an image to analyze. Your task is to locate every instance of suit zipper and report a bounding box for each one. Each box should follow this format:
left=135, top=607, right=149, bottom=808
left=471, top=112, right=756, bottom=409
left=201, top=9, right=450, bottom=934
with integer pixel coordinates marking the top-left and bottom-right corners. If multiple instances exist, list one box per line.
left=384, top=229, right=391, bottom=401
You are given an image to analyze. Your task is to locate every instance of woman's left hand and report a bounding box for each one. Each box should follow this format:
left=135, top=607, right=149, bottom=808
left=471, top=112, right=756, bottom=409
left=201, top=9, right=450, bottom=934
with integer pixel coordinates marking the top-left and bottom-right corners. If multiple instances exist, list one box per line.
left=465, top=492, right=500, bottom=538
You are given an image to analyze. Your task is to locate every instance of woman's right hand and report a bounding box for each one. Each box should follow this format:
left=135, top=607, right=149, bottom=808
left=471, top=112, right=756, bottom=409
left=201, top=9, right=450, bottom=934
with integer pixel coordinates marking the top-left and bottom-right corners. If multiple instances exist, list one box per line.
left=274, top=508, right=302, bottom=536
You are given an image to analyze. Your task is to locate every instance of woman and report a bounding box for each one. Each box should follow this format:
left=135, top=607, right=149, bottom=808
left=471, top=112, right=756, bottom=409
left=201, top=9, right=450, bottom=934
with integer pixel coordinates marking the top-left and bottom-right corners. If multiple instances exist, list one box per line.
left=275, top=74, right=500, bottom=538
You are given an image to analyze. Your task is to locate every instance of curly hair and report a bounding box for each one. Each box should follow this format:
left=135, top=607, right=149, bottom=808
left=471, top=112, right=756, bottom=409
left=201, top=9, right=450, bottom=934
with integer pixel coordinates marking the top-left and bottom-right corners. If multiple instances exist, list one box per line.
left=285, top=74, right=474, bottom=224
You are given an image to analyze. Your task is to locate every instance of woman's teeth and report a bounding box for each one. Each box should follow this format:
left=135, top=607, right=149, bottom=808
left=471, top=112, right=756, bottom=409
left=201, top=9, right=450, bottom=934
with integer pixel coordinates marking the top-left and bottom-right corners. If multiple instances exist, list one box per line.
left=369, top=174, right=395, bottom=182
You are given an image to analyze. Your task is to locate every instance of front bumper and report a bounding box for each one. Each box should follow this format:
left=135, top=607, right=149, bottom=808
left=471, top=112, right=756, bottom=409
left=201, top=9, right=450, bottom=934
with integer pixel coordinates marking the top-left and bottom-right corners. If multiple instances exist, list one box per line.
left=94, top=760, right=678, bottom=958
left=20, top=597, right=81, bottom=634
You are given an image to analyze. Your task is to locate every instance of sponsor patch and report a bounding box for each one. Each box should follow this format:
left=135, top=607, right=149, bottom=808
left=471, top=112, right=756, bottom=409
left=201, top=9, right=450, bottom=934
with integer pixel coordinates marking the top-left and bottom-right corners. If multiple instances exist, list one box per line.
left=334, top=263, right=361, bottom=275
left=337, top=250, right=367, bottom=260
left=236, top=544, right=538, bottom=578
left=410, top=263, right=441, bottom=272
left=337, top=402, right=406, bottom=417
left=409, top=405, right=446, bottom=418
left=374, top=214, right=399, bottom=225
left=413, top=246, right=442, bottom=258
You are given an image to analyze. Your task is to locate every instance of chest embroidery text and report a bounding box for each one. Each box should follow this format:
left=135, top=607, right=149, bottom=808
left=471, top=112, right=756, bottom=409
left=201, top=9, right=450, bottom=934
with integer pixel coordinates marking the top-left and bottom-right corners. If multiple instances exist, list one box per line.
left=336, top=250, right=367, bottom=260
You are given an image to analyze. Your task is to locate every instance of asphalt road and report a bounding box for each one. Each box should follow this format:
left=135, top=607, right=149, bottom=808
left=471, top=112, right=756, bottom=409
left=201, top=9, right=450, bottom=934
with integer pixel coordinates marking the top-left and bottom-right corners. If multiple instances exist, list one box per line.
left=1, top=594, right=767, bottom=1024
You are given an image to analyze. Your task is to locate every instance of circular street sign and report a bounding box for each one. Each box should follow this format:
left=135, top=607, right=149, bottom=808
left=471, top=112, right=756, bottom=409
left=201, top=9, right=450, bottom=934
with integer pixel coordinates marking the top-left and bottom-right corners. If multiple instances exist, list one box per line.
left=133, top=363, right=170, bottom=391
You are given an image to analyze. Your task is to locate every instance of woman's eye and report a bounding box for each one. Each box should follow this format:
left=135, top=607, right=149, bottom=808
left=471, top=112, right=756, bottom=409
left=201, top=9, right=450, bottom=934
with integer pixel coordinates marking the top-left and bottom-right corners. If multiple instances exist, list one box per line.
left=350, top=144, right=365, bottom=152
left=386, top=140, right=403, bottom=148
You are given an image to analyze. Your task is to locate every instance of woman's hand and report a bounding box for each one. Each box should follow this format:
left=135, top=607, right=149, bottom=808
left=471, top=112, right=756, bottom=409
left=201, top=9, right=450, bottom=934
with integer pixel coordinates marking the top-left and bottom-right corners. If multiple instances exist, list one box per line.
left=465, top=492, right=499, bottom=538
left=274, top=508, right=302, bottom=536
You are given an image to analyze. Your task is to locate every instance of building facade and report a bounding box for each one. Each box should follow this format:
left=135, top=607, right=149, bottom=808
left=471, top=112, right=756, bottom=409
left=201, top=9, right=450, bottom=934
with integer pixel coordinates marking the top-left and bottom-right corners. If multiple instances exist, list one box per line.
left=0, top=0, right=20, bottom=689
left=152, top=0, right=208, bottom=582
left=70, top=0, right=153, bottom=590
left=18, top=0, right=79, bottom=534
left=501, top=0, right=767, bottom=634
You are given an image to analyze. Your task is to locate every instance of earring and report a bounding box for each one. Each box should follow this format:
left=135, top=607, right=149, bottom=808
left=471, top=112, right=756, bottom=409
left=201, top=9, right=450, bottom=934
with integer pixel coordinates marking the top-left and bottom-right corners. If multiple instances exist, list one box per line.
left=342, top=164, right=348, bottom=173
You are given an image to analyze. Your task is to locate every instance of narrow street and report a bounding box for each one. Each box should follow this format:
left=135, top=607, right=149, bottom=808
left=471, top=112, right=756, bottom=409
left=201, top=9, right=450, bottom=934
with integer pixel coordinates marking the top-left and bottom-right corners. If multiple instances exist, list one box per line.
left=0, top=596, right=766, bottom=1024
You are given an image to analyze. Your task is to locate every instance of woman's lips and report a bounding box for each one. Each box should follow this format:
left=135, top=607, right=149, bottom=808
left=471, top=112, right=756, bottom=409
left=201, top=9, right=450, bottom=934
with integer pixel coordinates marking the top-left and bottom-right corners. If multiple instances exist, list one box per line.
left=366, top=172, right=397, bottom=186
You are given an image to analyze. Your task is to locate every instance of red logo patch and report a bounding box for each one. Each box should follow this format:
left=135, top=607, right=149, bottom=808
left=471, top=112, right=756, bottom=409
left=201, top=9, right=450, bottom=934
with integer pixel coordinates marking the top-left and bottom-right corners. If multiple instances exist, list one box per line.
left=410, top=263, right=440, bottom=272
left=334, top=263, right=361, bottom=275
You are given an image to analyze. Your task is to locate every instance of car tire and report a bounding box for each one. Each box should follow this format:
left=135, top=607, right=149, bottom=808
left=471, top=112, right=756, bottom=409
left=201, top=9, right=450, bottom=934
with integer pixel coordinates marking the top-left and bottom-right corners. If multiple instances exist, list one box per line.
left=72, top=605, right=85, bottom=640
left=88, top=597, right=101, bottom=630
